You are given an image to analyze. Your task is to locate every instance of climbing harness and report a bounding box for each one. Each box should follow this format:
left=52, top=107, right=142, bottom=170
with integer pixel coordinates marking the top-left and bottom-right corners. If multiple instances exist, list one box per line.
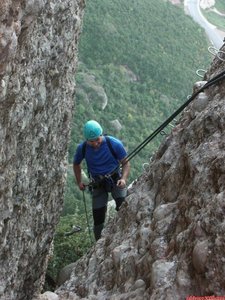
left=86, top=171, right=121, bottom=194
left=124, top=68, right=225, bottom=163
left=82, top=190, right=94, bottom=245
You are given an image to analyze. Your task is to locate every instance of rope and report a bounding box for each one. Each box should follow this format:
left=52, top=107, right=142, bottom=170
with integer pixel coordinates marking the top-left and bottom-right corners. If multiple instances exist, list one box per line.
left=81, top=69, right=225, bottom=182
left=78, top=69, right=225, bottom=246
left=125, top=69, right=225, bottom=163
left=82, top=190, right=93, bottom=245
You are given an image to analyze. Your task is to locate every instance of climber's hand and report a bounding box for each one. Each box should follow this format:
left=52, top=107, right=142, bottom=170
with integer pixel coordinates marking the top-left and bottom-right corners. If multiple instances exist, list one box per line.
left=78, top=182, right=86, bottom=191
left=117, top=179, right=126, bottom=188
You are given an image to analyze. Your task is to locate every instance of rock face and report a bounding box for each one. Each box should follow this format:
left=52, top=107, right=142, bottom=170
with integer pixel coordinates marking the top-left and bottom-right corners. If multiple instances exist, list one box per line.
left=56, top=47, right=225, bottom=299
left=0, top=1, right=84, bottom=300
left=1, top=0, right=225, bottom=299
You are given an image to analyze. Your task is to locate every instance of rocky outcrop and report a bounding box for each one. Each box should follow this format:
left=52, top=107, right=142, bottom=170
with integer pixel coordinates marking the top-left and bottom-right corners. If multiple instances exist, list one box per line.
left=0, top=1, right=84, bottom=300
left=56, top=46, right=225, bottom=299
left=77, top=71, right=108, bottom=110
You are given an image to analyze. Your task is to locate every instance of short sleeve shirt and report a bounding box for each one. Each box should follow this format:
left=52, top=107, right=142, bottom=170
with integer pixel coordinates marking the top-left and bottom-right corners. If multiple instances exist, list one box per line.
left=73, top=136, right=127, bottom=177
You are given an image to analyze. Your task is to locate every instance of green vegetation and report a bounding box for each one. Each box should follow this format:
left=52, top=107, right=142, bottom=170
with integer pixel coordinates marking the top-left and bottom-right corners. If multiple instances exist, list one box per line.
left=45, top=213, right=93, bottom=289
left=215, top=0, right=225, bottom=13
left=202, top=11, right=225, bottom=31
left=46, top=0, right=212, bottom=287
left=78, top=0, right=210, bottom=99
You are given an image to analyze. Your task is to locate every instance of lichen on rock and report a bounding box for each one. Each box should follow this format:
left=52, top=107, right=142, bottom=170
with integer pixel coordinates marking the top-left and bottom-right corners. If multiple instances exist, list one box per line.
left=0, top=0, right=85, bottom=299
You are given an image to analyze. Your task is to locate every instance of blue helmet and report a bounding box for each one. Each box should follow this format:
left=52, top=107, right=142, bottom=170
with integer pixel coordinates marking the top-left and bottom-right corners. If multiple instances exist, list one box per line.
left=83, top=120, right=103, bottom=140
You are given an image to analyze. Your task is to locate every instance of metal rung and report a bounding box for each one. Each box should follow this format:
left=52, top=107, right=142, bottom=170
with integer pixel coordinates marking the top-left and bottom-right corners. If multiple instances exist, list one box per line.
left=196, top=69, right=206, bottom=78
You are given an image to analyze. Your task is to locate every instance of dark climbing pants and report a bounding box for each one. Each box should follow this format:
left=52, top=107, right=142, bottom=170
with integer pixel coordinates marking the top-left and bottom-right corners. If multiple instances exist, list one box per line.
left=91, top=180, right=127, bottom=241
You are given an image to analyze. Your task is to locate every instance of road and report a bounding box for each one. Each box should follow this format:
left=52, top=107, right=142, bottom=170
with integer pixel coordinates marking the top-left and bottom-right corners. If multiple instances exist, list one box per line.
left=184, top=0, right=224, bottom=49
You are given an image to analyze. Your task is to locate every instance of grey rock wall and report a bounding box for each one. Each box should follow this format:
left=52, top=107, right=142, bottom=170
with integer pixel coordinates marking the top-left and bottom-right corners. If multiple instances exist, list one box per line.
left=56, top=47, right=225, bottom=299
left=0, top=1, right=85, bottom=299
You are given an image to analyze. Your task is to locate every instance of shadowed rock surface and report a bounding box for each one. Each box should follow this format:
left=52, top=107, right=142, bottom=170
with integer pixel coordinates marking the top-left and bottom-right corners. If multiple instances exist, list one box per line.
left=0, top=0, right=85, bottom=299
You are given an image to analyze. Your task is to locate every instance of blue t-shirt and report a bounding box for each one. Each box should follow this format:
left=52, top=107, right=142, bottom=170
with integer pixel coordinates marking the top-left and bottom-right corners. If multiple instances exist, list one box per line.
left=73, top=136, right=127, bottom=177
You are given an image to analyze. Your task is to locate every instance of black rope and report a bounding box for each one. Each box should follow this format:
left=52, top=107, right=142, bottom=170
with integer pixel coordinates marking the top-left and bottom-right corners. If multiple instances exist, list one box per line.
left=126, top=69, right=225, bottom=162
left=83, top=70, right=225, bottom=181
left=82, top=190, right=93, bottom=245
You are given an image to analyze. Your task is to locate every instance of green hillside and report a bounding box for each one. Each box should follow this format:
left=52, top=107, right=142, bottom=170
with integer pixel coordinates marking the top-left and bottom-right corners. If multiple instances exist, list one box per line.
left=79, top=0, right=209, bottom=97
left=201, top=0, right=225, bottom=31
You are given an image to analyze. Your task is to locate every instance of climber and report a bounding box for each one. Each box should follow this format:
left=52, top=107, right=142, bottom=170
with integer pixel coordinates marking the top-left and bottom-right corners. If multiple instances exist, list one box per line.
left=73, top=120, right=130, bottom=241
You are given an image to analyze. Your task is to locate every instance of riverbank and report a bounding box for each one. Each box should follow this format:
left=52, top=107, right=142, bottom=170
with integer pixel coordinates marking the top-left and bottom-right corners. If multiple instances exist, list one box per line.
left=184, top=0, right=224, bottom=48
left=215, top=27, right=225, bottom=40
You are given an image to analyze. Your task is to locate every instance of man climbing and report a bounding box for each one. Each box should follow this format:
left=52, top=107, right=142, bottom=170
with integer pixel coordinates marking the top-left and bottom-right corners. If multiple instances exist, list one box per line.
left=73, top=120, right=130, bottom=241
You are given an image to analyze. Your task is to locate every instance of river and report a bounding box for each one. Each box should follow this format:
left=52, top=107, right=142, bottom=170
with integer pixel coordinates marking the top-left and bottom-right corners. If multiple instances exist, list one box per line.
left=184, top=0, right=224, bottom=49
